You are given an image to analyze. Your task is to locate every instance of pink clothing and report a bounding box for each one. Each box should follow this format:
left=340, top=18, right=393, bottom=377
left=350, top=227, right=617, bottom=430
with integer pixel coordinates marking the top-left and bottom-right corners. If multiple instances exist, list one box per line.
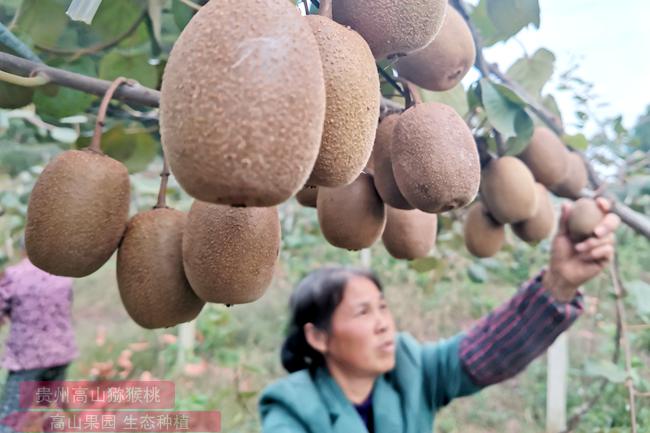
left=0, top=258, right=79, bottom=371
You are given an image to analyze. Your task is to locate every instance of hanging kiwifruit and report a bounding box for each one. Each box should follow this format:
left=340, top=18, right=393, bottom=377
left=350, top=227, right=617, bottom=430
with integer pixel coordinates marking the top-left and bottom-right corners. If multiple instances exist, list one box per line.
left=160, top=0, right=326, bottom=206
left=331, top=0, right=447, bottom=59
left=464, top=202, right=505, bottom=258
left=567, top=198, right=604, bottom=242
left=395, top=7, right=475, bottom=92
left=518, top=127, right=570, bottom=188
left=305, top=15, right=380, bottom=187
left=382, top=207, right=437, bottom=259
left=372, top=114, right=413, bottom=210
left=296, top=186, right=318, bottom=208
left=552, top=152, right=588, bottom=199
left=512, top=183, right=556, bottom=243
left=317, top=173, right=386, bottom=250
left=183, top=201, right=281, bottom=304
left=480, top=156, right=538, bottom=224
left=392, top=102, right=480, bottom=213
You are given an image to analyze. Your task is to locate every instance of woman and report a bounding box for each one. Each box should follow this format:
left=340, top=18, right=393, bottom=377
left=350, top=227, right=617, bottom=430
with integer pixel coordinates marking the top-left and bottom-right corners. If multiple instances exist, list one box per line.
left=259, top=199, right=620, bottom=432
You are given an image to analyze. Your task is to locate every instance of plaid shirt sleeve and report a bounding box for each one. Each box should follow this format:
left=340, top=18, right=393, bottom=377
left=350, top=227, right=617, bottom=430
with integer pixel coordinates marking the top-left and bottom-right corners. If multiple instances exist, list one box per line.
left=458, top=269, right=584, bottom=387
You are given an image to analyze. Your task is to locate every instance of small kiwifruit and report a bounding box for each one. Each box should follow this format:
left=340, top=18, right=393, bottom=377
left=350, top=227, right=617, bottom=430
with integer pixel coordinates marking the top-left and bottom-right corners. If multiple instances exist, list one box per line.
left=372, top=114, right=413, bottom=210
left=480, top=156, right=538, bottom=224
left=25, top=150, right=130, bottom=277
left=296, top=186, right=318, bottom=208
left=305, top=15, right=380, bottom=187
left=464, top=202, right=505, bottom=258
left=518, top=127, right=570, bottom=188
left=117, top=208, right=204, bottom=329
left=160, top=0, right=326, bottom=206
left=331, top=0, right=447, bottom=59
left=382, top=207, right=437, bottom=259
left=182, top=201, right=281, bottom=305
left=395, top=7, right=475, bottom=91
left=512, top=183, right=556, bottom=243
left=317, top=173, right=386, bottom=250
left=567, top=198, right=604, bottom=242
left=392, top=102, right=480, bottom=213
left=552, top=152, right=588, bottom=199
left=0, top=82, right=34, bottom=109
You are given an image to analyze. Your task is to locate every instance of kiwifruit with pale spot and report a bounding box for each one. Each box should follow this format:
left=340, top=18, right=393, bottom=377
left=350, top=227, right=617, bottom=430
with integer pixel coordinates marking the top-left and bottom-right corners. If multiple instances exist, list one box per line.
left=552, top=152, right=588, bottom=199
left=382, top=207, right=437, bottom=259
left=117, top=208, right=204, bottom=329
left=480, top=156, right=538, bottom=224
left=331, top=0, right=448, bottom=59
left=372, top=114, right=413, bottom=210
left=305, top=15, right=380, bottom=187
left=512, top=183, right=556, bottom=243
left=317, top=173, right=386, bottom=250
left=518, top=127, right=570, bottom=188
left=160, top=0, right=326, bottom=206
left=567, top=198, right=604, bottom=242
left=464, top=202, right=505, bottom=258
left=25, top=150, right=130, bottom=277
left=396, top=7, right=475, bottom=91
left=296, top=186, right=318, bottom=208
left=182, top=201, right=281, bottom=305
left=392, top=102, right=480, bottom=213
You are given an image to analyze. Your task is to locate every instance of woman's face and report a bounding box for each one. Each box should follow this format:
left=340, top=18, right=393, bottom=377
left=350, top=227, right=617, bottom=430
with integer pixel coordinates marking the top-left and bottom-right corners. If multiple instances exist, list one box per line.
left=323, top=276, right=396, bottom=376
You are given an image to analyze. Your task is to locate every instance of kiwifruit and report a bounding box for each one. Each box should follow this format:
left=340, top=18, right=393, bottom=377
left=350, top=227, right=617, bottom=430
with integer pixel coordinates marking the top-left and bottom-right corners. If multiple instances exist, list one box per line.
left=512, top=183, right=556, bottom=243
left=331, top=0, right=447, bottom=59
left=567, top=198, right=604, bottom=242
left=182, top=201, right=281, bottom=304
left=305, top=15, right=380, bottom=187
left=552, top=152, right=588, bottom=199
left=317, top=173, right=386, bottom=250
left=518, top=127, right=570, bottom=188
left=296, top=186, right=318, bottom=208
left=372, top=114, right=413, bottom=210
left=464, top=202, right=505, bottom=258
left=0, top=82, right=33, bottom=109
left=25, top=150, right=130, bottom=277
left=395, top=7, right=475, bottom=91
left=160, top=0, right=326, bottom=206
left=382, top=207, right=437, bottom=259
left=117, top=208, right=204, bottom=329
left=480, top=156, right=538, bottom=224
left=391, top=102, right=480, bottom=213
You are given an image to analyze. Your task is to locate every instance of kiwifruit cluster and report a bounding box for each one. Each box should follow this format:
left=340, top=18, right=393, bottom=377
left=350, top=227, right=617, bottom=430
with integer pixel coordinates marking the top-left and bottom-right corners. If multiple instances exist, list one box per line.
left=512, top=183, right=556, bottom=243
left=382, top=207, right=437, bottom=259
left=518, top=127, right=570, bottom=189
left=464, top=201, right=505, bottom=258
left=552, top=152, right=588, bottom=199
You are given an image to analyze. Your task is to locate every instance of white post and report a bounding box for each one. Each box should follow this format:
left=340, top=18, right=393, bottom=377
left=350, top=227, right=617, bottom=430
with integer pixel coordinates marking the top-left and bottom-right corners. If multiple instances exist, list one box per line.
left=175, top=320, right=196, bottom=373
left=546, top=332, right=568, bottom=432
left=360, top=248, right=372, bottom=268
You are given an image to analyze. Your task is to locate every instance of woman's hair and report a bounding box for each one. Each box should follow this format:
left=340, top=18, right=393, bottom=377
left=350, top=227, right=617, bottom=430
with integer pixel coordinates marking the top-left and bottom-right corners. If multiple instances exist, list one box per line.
left=280, top=266, right=383, bottom=373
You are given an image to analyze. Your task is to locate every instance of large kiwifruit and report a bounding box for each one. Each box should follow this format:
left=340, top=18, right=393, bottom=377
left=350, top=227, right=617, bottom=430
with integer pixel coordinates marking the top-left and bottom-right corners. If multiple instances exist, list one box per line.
left=317, top=173, right=386, bottom=250
left=117, top=208, right=204, bottom=329
left=480, top=156, right=538, bottom=224
left=512, top=183, right=556, bottom=243
left=382, top=207, right=437, bottom=259
left=182, top=201, right=281, bottom=304
left=464, top=202, right=505, bottom=258
left=552, top=152, right=588, bottom=199
left=392, top=102, right=480, bottom=213
left=518, top=127, right=569, bottom=188
left=567, top=198, right=604, bottom=242
left=296, top=186, right=318, bottom=208
left=395, top=7, right=475, bottom=91
left=160, top=0, right=326, bottom=206
left=331, top=0, right=447, bottom=59
left=305, top=15, right=380, bottom=187
left=25, top=150, right=130, bottom=277
left=372, top=114, right=413, bottom=210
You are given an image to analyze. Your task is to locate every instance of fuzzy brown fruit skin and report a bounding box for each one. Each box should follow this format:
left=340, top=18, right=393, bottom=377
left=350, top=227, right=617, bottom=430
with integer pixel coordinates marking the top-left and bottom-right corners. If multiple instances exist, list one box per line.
left=518, top=127, right=570, bottom=188
left=372, top=114, right=413, bottom=210
left=464, top=202, right=505, bottom=258
left=512, top=183, right=556, bottom=243
left=25, top=150, right=130, bottom=277
left=117, top=208, right=204, bottom=329
left=552, top=152, right=588, bottom=199
left=160, top=0, right=326, bottom=207
left=332, top=0, right=447, bottom=59
left=296, top=186, right=318, bottom=208
left=567, top=198, right=604, bottom=242
left=396, top=7, right=475, bottom=91
left=317, top=173, right=386, bottom=250
left=392, top=102, right=480, bottom=213
left=480, top=156, right=539, bottom=224
left=305, top=16, right=380, bottom=187
left=183, top=201, right=281, bottom=305
left=382, top=207, right=437, bottom=259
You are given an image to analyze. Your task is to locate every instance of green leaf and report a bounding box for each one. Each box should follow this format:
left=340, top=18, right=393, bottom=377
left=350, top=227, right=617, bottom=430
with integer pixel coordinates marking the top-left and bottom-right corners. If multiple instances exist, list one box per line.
left=409, top=257, right=439, bottom=273
left=542, top=94, right=563, bottom=125
left=421, top=84, right=469, bottom=117
left=77, top=125, right=158, bottom=173
left=470, top=0, right=505, bottom=47
left=562, top=133, right=589, bottom=151
left=481, top=79, right=517, bottom=137
left=468, top=263, right=488, bottom=283
left=14, top=0, right=69, bottom=47
left=486, top=0, right=540, bottom=41
left=507, top=48, right=556, bottom=97
left=0, top=142, right=62, bottom=177
left=628, top=280, right=650, bottom=317
left=172, top=0, right=196, bottom=31
left=89, top=0, right=147, bottom=43
left=505, top=109, right=534, bottom=155
left=491, top=82, right=526, bottom=106
left=99, top=51, right=159, bottom=89
left=584, top=360, right=627, bottom=383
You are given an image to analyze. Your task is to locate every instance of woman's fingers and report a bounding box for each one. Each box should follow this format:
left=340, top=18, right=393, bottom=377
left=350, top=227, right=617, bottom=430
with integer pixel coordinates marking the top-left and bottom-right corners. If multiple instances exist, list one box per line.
left=575, top=233, right=615, bottom=252
left=595, top=197, right=612, bottom=213
left=577, top=244, right=615, bottom=262
left=593, top=212, right=621, bottom=237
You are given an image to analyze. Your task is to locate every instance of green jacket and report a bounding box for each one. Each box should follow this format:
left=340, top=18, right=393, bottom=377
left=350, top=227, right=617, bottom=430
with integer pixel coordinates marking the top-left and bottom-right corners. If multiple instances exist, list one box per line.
left=259, top=332, right=482, bottom=433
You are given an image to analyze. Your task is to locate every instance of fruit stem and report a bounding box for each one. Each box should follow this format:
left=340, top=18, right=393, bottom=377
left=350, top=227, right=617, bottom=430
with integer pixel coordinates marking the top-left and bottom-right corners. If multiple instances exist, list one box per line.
left=317, top=0, right=332, bottom=18
left=396, top=77, right=421, bottom=108
left=155, top=154, right=170, bottom=209
left=89, top=77, right=133, bottom=154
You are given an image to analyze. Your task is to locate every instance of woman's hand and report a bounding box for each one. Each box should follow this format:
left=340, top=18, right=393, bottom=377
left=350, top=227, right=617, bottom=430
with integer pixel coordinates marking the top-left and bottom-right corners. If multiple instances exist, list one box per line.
left=543, top=197, right=621, bottom=302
